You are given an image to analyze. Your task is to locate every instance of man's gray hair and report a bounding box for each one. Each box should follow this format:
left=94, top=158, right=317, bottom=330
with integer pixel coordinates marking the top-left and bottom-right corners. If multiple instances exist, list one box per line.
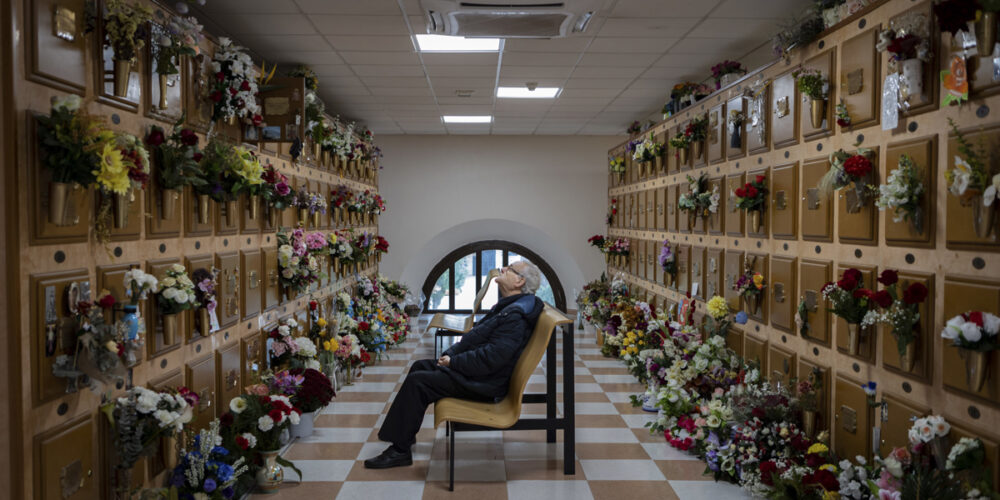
left=516, top=261, right=542, bottom=295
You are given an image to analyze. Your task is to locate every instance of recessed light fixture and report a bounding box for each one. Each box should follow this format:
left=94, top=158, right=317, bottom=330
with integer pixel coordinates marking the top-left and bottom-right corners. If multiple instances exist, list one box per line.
left=442, top=115, right=492, bottom=123
left=497, top=86, right=561, bottom=98
left=415, top=34, right=500, bottom=52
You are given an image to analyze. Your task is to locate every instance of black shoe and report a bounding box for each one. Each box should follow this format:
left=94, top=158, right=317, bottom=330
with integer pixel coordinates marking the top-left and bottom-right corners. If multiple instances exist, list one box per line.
left=363, top=445, right=413, bottom=469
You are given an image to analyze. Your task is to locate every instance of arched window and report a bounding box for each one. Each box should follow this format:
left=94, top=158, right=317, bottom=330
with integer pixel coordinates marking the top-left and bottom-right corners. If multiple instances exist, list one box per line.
left=421, top=240, right=566, bottom=313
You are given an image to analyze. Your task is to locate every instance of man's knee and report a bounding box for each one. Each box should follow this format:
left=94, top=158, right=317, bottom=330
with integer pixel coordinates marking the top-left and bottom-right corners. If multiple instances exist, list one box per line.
left=408, top=359, right=437, bottom=374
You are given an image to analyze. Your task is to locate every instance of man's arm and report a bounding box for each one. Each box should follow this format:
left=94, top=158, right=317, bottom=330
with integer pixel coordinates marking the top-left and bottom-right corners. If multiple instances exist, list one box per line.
left=440, top=319, right=491, bottom=357
left=448, top=314, right=529, bottom=377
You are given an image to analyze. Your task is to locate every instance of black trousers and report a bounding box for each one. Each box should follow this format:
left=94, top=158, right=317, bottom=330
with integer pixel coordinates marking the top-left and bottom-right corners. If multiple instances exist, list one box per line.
left=377, top=359, right=488, bottom=448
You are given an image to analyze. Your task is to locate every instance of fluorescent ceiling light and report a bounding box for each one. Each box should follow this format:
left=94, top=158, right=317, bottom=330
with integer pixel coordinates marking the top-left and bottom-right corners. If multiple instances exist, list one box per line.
left=442, top=115, right=492, bottom=123
left=415, top=34, right=500, bottom=52
left=497, top=86, right=561, bottom=98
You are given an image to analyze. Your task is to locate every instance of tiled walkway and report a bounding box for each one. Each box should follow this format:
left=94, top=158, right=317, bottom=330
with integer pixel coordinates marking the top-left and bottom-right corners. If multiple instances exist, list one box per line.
left=258, top=317, right=748, bottom=499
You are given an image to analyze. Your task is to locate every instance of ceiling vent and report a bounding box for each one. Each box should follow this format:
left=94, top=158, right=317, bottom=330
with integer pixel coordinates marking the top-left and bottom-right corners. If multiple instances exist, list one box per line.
left=422, top=0, right=600, bottom=38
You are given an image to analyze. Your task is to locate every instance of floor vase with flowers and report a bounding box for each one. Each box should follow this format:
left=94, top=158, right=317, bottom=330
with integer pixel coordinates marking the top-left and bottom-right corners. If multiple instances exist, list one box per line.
left=256, top=450, right=284, bottom=493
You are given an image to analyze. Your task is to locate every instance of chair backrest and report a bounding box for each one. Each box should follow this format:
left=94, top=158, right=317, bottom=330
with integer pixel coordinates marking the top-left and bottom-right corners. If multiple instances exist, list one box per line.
left=471, top=269, right=499, bottom=315
left=505, top=304, right=571, bottom=412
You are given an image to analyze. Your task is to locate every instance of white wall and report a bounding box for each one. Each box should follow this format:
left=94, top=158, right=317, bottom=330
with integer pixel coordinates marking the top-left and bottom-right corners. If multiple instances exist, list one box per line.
left=377, top=134, right=622, bottom=309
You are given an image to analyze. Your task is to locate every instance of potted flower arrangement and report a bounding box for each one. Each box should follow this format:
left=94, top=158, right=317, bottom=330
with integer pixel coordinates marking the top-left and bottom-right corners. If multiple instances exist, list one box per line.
left=145, top=121, right=205, bottom=220
left=942, top=310, right=1000, bottom=393
left=629, top=132, right=665, bottom=176
left=678, top=173, right=720, bottom=227
left=102, top=386, right=198, bottom=495
left=334, top=328, right=364, bottom=385
left=711, top=60, right=745, bottom=89
left=191, top=267, right=218, bottom=338
left=267, top=318, right=302, bottom=368
left=733, top=262, right=766, bottom=315
left=206, top=37, right=262, bottom=127
left=150, top=14, right=202, bottom=109
left=103, top=0, right=152, bottom=97
left=793, top=68, right=828, bottom=128
left=947, top=119, right=999, bottom=237
left=606, top=237, right=630, bottom=268
left=221, top=394, right=302, bottom=493
left=260, top=163, right=293, bottom=226
left=659, top=240, right=677, bottom=286
left=289, top=368, right=334, bottom=438
left=822, top=268, right=874, bottom=355
left=374, top=235, right=389, bottom=263
left=877, top=153, right=926, bottom=234
left=276, top=228, right=324, bottom=295
left=93, top=132, right=149, bottom=242
left=875, top=11, right=931, bottom=107
left=609, top=156, right=626, bottom=182
left=734, top=174, right=768, bottom=233
left=37, top=95, right=107, bottom=226
left=819, top=147, right=877, bottom=212
left=670, top=115, right=709, bottom=164
left=863, top=269, right=929, bottom=372
left=155, top=264, right=196, bottom=346
left=166, top=421, right=247, bottom=500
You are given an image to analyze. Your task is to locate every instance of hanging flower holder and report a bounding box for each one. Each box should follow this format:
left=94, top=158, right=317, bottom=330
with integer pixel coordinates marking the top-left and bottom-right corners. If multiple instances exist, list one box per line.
left=960, top=349, right=991, bottom=393
left=977, top=12, right=998, bottom=57
left=162, top=313, right=178, bottom=345
left=846, top=323, right=869, bottom=356
left=809, top=97, right=826, bottom=128
left=247, top=195, right=259, bottom=220
left=749, top=209, right=762, bottom=233
left=48, top=182, right=72, bottom=226
left=801, top=410, right=817, bottom=438
left=899, top=338, right=917, bottom=373
left=224, top=199, right=238, bottom=226
left=157, top=74, right=169, bottom=110
left=113, top=191, right=131, bottom=229
left=196, top=194, right=210, bottom=224
left=693, top=141, right=704, bottom=161
left=113, top=60, right=131, bottom=98
left=161, top=189, right=180, bottom=220
left=678, top=147, right=689, bottom=165
left=745, top=293, right=761, bottom=315
left=960, top=191, right=997, bottom=238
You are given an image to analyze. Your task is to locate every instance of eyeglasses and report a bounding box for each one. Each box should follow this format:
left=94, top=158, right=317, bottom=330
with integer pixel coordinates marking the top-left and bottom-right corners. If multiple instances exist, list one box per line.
left=502, top=265, right=523, bottom=278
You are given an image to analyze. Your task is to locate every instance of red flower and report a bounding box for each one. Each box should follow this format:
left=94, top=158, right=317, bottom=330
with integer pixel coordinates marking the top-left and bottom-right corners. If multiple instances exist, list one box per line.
left=843, top=268, right=862, bottom=283
left=240, top=80, right=251, bottom=91
left=837, top=118, right=850, bottom=127
left=903, top=282, right=928, bottom=305
left=805, top=452, right=826, bottom=468
left=309, top=300, right=318, bottom=311
left=268, top=408, right=284, bottom=423
left=146, top=129, right=165, bottom=146
left=843, top=155, right=872, bottom=178
left=813, top=468, right=839, bottom=491
left=751, top=407, right=765, bottom=419
left=746, top=186, right=758, bottom=198
left=192, top=153, right=203, bottom=162
left=969, top=311, right=985, bottom=327
left=215, top=71, right=226, bottom=82
left=210, top=90, right=224, bottom=102
left=759, top=461, right=779, bottom=486
left=839, top=276, right=858, bottom=291
left=220, top=412, right=234, bottom=427
left=97, top=294, right=116, bottom=309
left=853, top=288, right=874, bottom=300
left=235, top=436, right=249, bottom=449
left=358, top=321, right=370, bottom=331
left=179, top=128, right=199, bottom=147
left=253, top=114, right=263, bottom=127
left=229, top=87, right=238, bottom=96
left=735, top=187, right=746, bottom=198
left=877, top=269, right=898, bottom=287
left=755, top=175, right=766, bottom=184
left=873, top=289, right=893, bottom=308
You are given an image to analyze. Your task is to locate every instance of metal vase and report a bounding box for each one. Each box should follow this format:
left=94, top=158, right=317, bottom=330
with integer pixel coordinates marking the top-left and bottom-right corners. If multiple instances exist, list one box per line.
left=197, top=194, right=210, bottom=224
left=694, top=141, right=704, bottom=162
left=247, top=195, right=259, bottom=220
left=802, top=410, right=817, bottom=438
left=976, top=11, right=997, bottom=58
left=655, top=155, right=664, bottom=172
left=113, top=60, right=131, bottom=98
left=312, top=211, right=321, bottom=228
left=255, top=450, right=284, bottom=493
left=113, top=191, right=130, bottom=229
left=678, top=147, right=688, bottom=165
left=298, top=208, right=309, bottom=226
left=161, top=189, right=180, bottom=220
left=810, top=98, right=826, bottom=129
left=960, top=349, right=990, bottom=393
left=162, top=313, right=178, bottom=346
left=746, top=294, right=761, bottom=315
left=158, top=74, right=169, bottom=110
left=972, top=196, right=996, bottom=238
left=198, top=308, right=210, bottom=337
left=48, top=181, right=71, bottom=226
left=846, top=323, right=863, bottom=356
left=224, top=200, right=238, bottom=226
left=899, top=339, right=917, bottom=373
left=163, top=435, right=178, bottom=471
left=749, top=209, right=762, bottom=233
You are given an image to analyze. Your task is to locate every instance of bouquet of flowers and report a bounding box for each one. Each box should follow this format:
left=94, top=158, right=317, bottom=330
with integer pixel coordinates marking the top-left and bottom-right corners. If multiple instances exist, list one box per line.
left=294, top=186, right=327, bottom=216
left=379, top=275, right=410, bottom=302
left=37, top=95, right=109, bottom=190
left=230, top=147, right=264, bottom=196
left=156, top=264, right=197, bottom=315
left=330, top=185, right=354, bottom=214
left=145, top=120, right=206, bottom=192
left=260, top=163, right=294, bottom=212
left=823, top=268, right=874, bottom=326
left=659, top=240, right=677, bottom=280
left=327, top=229, right=355, bottom=264
left=705, top=296, right=731, bottom=337
left=733, top=264, right=766, bottom=312
left=711, top=60, right=745, bottom=89
left=262, top=370, right=304, bottom=398
left=192, top=267, right=219, bottom=335
left=290, top=368, right=334, bottom=414
left=375, top=235, right=389, bottom=257
left=877, top=154, right=925, bottom=232
left=607, top=198, right=618, bottom=225
left=941, top=311, right=1000, bottom=352
left=366, top=191, right=386, bottom=216
left=221, top=394, right=301, bottom=457
left=206, top=37, right=262, bottom=126
left=734, top=174, right=769, bottom=212
left=670, top=116, right=709, bottom=152
left=606, top=237, right=630, bottom=257
left=268, top=318, right=321, bottom=370
left=93, top=132, right=150, bottom=241
left=947, top=119, right=998, bottom=207
left=678, top=173, right=721, bottom=218
left=862, top=269, right=929, bottom=362
left=166, top=420, right=247, bottom=500
left=819, top=148, right=877, bottom=208
left=629, top=132, right=665, bottom=163
left=588, top=235, right=607, bottom=252
left=196, top=137, right=243, bottom=202
left=51, top=294, right=133, bottom=390
left=103, top=0, right=152, bottom=65
left=124, top=268, right=158, bottom=305
left=102, top=386, right=198, bottom=470
left=793, top=68, right=827, bottom=100
left=150, top=14, right=202, bottom=77
left=277, top=228, right=324, bottom=293
left=609, top=156, right=626, bottom=178
left=875, top=10, right=931, bottom=72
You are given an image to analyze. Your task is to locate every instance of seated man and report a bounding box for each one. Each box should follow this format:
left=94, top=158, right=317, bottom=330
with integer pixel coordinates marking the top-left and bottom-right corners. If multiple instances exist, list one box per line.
left=364, top=260, right=544, bottom=469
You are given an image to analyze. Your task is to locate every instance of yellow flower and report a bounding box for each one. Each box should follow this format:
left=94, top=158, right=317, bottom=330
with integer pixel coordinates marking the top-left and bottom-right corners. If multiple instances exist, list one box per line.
left=323, top=339, right=339, bottom=352
left=819, top=463, right=837, bottom=472
left=808, top=443, right=829, bottom=455
left=822, top=492, right=839, bottom=500
left=93, top=142, right=131, bottom=194
left=752, top=272, right=764, bottom=289
left=316, top=317, right=328, bottom=328
left=706, top=296, right=728, bottom=320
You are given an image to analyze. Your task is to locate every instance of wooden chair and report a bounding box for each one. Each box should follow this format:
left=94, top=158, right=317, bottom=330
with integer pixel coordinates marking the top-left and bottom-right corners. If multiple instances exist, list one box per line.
left=434, top=304, right=573, bottom=490
left=428, top=269, right=498, bottom=357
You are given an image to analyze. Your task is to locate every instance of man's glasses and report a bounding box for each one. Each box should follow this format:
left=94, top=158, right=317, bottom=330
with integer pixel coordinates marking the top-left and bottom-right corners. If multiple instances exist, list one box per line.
left=502, top=265, right=523, bottom=278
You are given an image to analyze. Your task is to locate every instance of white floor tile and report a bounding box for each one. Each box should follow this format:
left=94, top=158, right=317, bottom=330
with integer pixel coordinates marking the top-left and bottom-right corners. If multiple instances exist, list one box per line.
left=299, top=427, right=373, bottom=443
left=669, top=480, right=750, bottom=499
left=290, top=459, right=355, bottom=482
left=426, top=460, right=506, bottom=481
left=620, top=413, right=659, bottom=429
left=641, top=442, right=700, bottom=461
left=321, top=402, right=386, bottom=415
left=362, top=366, right=405, bottom=374
left=574, top=427, right=639, bottom=444
left=336, top=481, right=425, bottom=500
left=502, top=442, right=567, bottom=461
left=579, top=459, right=666, bottom=481
left=604, top=392, right=638, bottom=403
left=339, top=382, right=397, bottom=393
left=593, top=374, right=642, bottom=384
left=575, top=348, right=603, bottom=355
left=581, top=360, right=627, bottom=368
left=574, top=402, right=619, bottom=415
left=573, top=383, right=603, bottom=393
left=507, top=480, right=594, bottom=500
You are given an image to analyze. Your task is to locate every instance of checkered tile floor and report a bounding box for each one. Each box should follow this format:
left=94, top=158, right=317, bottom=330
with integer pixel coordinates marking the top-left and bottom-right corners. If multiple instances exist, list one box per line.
left=255, top=317, right=749, bottom=500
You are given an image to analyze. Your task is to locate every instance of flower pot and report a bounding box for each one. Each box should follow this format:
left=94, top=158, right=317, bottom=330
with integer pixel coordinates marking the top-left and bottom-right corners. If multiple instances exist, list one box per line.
left=678, top=147, right=689, bottom=165
left=899, top=340, right=917, bottom=373
left=113, top=191, right=131, bottom=229
left=801, top=410, right=816, bottom=438
left=255, top=450, right=284, bottom=493
left=809, top=98, right=826, bottom=129
left=197, top=194, right=210, bottom=224
left=121, top=304, right=140, bottom=340
left=960, top=348, right=990, bottom=393
left=113, top=60, right=131, bottom=98
left=745, top=294, right=761, bottom=315
left=290, top=410, right=317, bottom=438
left=973, top=196, right=996, bottom=238
left=846, top=323, right=866, bottom=356
left=693, top=141, right=704, bottom=162
left=976, top=11, right=997, bottom=57
left=749, top=209, right=762, bottom=234
left=198, top=307, right=210, bottom=337
left=158, top=74, right=169, bottom=110
left=162, top=313, right=178, bottom=346
left=161, top=189, right=180, bottom=220
left=344, top=360, right=354, bottom=386
left=224, top=199, right=238, bottom=226
left=48, top=181, right=72, bottom=226
left=247, top=195, right=259, bottom=220
left=163, top=435, right=178, bottom=471
left=298, top=208, right=309, bottom=225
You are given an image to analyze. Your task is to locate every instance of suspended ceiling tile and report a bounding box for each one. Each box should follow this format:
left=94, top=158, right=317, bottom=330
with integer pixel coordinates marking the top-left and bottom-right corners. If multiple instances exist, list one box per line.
left=557, top=88, right=623, bottom=98
left=618, top=86, right=667, bottom=98
left=370, top=95, right=438, bottom=104
left=437, top=104, right=494, bottom=114
left=551, top=97, right=612, bottom=107
left=369, top=87, right=435, bottom=97
left=339, top=51, right=421, bottom=66
left=293, top=0, right=403, bottom=15
left=420, top=53, right=500, bottom=66
left=587, top=37, right=678, bottom=53
left=435, top=97, right=495, bottom=106
left=563, top=77, right=636, bottom=89
left=310, top=15, right=410, bottom=35
left=504, top=37, right=595, bottom=53
left=609, top=0, right=722, bottom=18
left=431, top=87, right=495, bottom=99
left=359, top=76, right=430, bottom=88
left=326, top=87, right=372, bottom=97
left=225, top=14, right=317, bottom=35
left=577, top=52, right=661, bottom=67
left=596, top=17, right=700, bottom=37
left=237, top=35, right=332, bottom=53
left=639, top=66, right=701, bottom=80
left=497, top=77, right=564, bottom=88
left=571, top=66, right=645, bottom=78
left=545, top=109, right=603, bottom=118
left=653, top=52, right=713, bottom=68
left=669, top=36, right=751, bottom=55
left=446, top=125, right=493, bottom=134
left=692, top=17, right=784, bottom=39
left=351, top=65, right=427, bottom=77
left=629, top=78, right=672, bottom=89
left=429, top=77, right=495, bottom=88
left=501, top=52, right=583, bottom=67
left=499, top=66, right=575, bottom=79
left=200, top=0, right=299, bottom=15
left=310, top=64, right=354, bottom=77
left=269, top=51, right=345, bottom=66
left=425, top=65, right=498, bottom=78
left=321, top=75, right=366, bottom=87
left=714, top=0, right=812, bottom=20
left=325, top=35, right=416, bottom=52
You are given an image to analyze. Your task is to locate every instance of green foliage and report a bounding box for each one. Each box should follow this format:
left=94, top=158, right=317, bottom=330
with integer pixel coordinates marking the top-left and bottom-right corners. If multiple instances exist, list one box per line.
left=104, top=0, right=152, bottom=63
left=948, top=118, right=991, bottom=191
left=196, top=137, right=242, bottom=200
left=794, top=68, right=828, bottom=99
left=37, top=102, right=106, bottom=185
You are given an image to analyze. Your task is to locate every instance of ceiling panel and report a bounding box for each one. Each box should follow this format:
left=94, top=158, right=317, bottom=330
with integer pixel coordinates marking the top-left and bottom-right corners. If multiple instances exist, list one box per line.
left=577, top=52, right=661, bottom=67
left=610, top=0, right=722, bottom=18
left=201, top=0, right=299, bottom=15
left=502, top=52, right=583, bottom=67
left=294, top=0, right=403, bottom=15
left=237, top=35, right=332, bottom=53
left=571, top=66, right=645, bottom=79
left=359, top=76, right=430, bottom=88
left=325, top=35, right=415, bottom=52
left=225, top=14, right=317, bottom=35
left=499, top=66, right=575, bottom=79
left=563, top=78, right=636, bottom=89
left=714, top=0, right=812, bottom=20
left=588, top=37, right=678, bottom=53
left=596, top=17, right=700, bottom=37
left=309, top=15, right=409, bottom=35
left=369, top=87, right=434, bottom=97
left=420, top=53, right=500, bottom=66
left=436, top=97, right=495, bottom=105
left=339, top=51, right=421, bottom=65
left=669, top=36, right=750, bottom=55
left=351, top=65, right=427, bottom=77
left=557, top=88, right=624, bottom=98
left=425, top=65, right=498, bottom=77
left=260, top=51, right=344, bottom=66
left=504, top=37, right=594, bottom=53
left=692, top=18, right=785, bottom=39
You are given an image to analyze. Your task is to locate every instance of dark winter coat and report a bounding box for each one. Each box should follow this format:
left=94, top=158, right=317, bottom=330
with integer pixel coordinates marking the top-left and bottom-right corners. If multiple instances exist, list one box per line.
left=440, top=293, right=544, bottom=399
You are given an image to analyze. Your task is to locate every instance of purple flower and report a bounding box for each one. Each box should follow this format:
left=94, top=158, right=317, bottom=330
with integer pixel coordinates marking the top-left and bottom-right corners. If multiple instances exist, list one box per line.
left=734, top=311, right=748, bottom=324
left=222, top=487, right=235, bottom=499
left=203, top=478, right=217, bottom=492
left=275, top=182, right=290, bottom=196
left=658, top=240, right=673, bottom=266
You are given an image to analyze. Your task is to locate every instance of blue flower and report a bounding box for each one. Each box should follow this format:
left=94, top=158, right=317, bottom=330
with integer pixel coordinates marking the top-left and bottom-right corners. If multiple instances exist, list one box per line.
left=211, top=446, right=229, bottom=456
left=222, top=487, right=235, bottom=499
left=216, top=463, right=235, bottom=483
left=734, top=311, right=748, bottom=324
left=203, top=478, right=217, bottom=493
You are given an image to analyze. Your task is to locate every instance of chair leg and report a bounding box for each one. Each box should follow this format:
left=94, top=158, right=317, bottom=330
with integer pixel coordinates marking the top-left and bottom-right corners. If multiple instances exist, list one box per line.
left=449, top=423, right=455, bottom=491
left=445, top=420, right=450, bottom=437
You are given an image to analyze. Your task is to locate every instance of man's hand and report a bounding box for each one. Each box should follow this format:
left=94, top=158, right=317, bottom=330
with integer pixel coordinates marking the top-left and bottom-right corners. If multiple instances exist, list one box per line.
left=437, top=355, right=450, bottom=367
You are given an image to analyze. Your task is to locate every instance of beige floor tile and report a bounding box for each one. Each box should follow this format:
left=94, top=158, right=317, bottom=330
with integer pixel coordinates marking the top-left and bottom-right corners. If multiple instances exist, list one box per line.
left=588, top=480, right=680, bottom=500
left=574, top=443, right=649, bottom=460
left=422, top=481, right=508, bottom=500
left=315, top=414, right=380, bottom=428
left=656, top=459, right=715, bottom=481
left=574, top=415, right=627, bottom=428
left=334, top=391, right=394, bottom=402
left=261, top=481, right=343, bottom=499
left=343, top=460, right=430, bottom=481
left=504, top=459, right=585, bottom=480
left=285, top=443, right=365, bottom=460
left=632, top=428, right=665, bottom=443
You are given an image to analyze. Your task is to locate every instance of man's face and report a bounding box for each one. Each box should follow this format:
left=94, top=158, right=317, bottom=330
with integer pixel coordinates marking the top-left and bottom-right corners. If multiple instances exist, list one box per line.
left=497, top=263, right=527, bottom=294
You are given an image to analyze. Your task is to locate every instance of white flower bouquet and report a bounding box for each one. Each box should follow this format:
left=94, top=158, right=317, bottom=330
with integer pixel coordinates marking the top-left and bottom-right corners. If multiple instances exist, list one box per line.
left=124, top=268, right=158, bottom=305
left=156, top=264, right=197, bottom=315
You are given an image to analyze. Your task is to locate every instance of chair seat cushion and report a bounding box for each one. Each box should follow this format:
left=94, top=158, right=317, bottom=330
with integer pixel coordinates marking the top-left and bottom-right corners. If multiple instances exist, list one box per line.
left=434, top=396, right=519, bottom=429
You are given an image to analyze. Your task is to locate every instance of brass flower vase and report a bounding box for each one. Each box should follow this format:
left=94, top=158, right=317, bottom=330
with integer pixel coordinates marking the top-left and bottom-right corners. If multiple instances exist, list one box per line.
left=113, top=191, right=131, bottom=229
left=299, top=208, right=309, bottom=225
left=198, top=308, right=210, bottom=337
left=655, top=155, right=664, bottom=172
left=678, top=147, right=689, bottom=165
left=312, top=211, right=321, bottom=228
left=197, top=194, right=210, bottom=224
left=846, top=323, right=865, bottom=356
left=899, top=340, right=917, bottom=373
left=801, top=410, right=816, bottom=438
left=749, top=209, right=762, bottom=233
left=694, top=141, right=704, bottom=162
left=976, top=11, right=997, bottom=57
left=247, top=195, right=259, bottom=220
left=162, top=313, right=178, bottom=345
left=224, top=199, right=238, bottom=226
left=163, top=435, right=178, bottom=471
left=158, top=74, right=169, bottom=110
left=255, top=450, right=284, bottom=493
left=972, top=196, right=996, bottom=238
left=344, top=360, right=354, bottom=386
left=266, top=206, right=277, bottom=227
left=113, top=60, right=131, bottom=98
left=960, top=348, right=990, bottom=393
left=162, top=189, right=180, bottom=220
left=809, top=98, right=826, bottom=129
left=745, top=294, right=761, bottom=315
left=48, top=181, right=71, bottom=226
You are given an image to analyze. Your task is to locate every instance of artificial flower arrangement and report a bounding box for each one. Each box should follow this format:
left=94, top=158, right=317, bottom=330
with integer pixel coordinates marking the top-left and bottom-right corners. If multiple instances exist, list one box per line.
left=772, top=12, right=824, bottom=61
left=155, top=264, right=196, bottom=345
left=875, top=10, right=932, bottom=110
left=876, top=153, right=926, bottom=233
left=946, top=119, right=999, bottom=237
left=164, top=420, right=247, bottom=500
left=659, top=240, right=677, bottom=284
left=629, top=132, right=665, bottom=171
left=103, top=0, right=152, bottom=96
left=669, top=115, right=709, bottom=163
left=331, top=119, right=356, bottom=162
left=374, top=235, right=389, bottom=260
left=327, top=229, right=355, bottom=272
left=942, top=310, right=1000, bottom=393
left=102, top=386, right=198, bottom=475
left=795, top=367, right=823, bottom=437
left=50, top=292, right=135, bottom=392
left=290, top=368, right=334, bottom=415
left=146, top=120, right=206, bottom=219
left=734, top=174, right=769, bottom=232
left=292, top=185, right=327, bottom=226
left=733, top=262, right=766, bottom=314
left=379, top=275, right=410, bottom=304
left=206, top=37, right=262, bottom=126
left=793, top=67, right=828, bottom=128
left=36, top=95, right=107, bottom=219
left=191, top=267, right=219, bottom=337
left=678, top=173, right=720, bottom=223
left=219, top=394, right=302, bottom=477
left=588, top=234, right=607, bottom=254
left=606, top=237, right=630, bottom=263
left=124, top=268, right=159, bottom=305
left=366, top=191, right=386, bottom=218
left=607, top=197, right=618, bottom=225
left=862, top=269, right=929, bottom=371
left=667, top=82, right=714, bottom=113
left=822, top=268, right=874, bottom=355
left=195, top=137, right=261, bottom=223
left=608, top=156, right=626, bottom=181
left=711, top=60, right=745, bottom=89
left=705, top=295, right=732, bottom=338
left=276, top=227, right=325, bottom=294
left=727, top=109, right=744, bottom=148
left=259, top=162, right=294, bottom=223
left=149, top=14, right=202, bottom=109
left=819, top=147, right=877, bottom=211
left=94, top=132, right=150, bottom=239
left=626, top=120, right=642, bottom=135
left=268, top=317, right=321, bottom=371
left=835, top=98, right=851, bottom=127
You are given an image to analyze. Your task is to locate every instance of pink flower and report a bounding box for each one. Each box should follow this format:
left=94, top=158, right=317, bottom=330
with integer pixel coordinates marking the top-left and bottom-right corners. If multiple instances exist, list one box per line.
left=275, top=182, right=290, bottom=196
left=305, top=232, right=328, bottom=250
left=271, top=341, right=287, bottom=356
left=879, top=490, right=901, bottom=500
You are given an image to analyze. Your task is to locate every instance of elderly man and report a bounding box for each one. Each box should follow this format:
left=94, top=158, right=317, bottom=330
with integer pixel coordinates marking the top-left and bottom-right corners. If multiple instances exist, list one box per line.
left=364, top=260, right=545, bottom=469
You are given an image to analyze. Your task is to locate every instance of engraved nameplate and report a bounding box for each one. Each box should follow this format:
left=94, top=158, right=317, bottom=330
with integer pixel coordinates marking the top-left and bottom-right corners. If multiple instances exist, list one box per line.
left=840, top=405, right=858, bottom=434
left=805, top=290, right=818, bottom=311
left=775, top=96, right=789, bottom=118
left=775, top=190, right=787, bottom=210
left=774, top=282, right=785, bottom=303
left=657, top=203, right=663, bottom=215
left=264, top=97, right=290, bottom=115
left=847, top=68, right=864, bottom=95
left=53, top=6, right=77, bottom=42
left=806, top=188, right=821, bottom=210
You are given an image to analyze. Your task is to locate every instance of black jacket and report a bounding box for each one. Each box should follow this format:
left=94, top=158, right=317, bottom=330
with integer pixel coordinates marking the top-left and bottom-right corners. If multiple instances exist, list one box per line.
left=440, top=293, right=544, bottom=399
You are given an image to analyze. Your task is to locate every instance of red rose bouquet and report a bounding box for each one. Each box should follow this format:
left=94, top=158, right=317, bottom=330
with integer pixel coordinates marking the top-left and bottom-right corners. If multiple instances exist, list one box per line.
left=734, top=174, right=769, bottom=211
left=863, top=269, right=929, bottom=363
left=290, top=368, right=334, bottom=413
